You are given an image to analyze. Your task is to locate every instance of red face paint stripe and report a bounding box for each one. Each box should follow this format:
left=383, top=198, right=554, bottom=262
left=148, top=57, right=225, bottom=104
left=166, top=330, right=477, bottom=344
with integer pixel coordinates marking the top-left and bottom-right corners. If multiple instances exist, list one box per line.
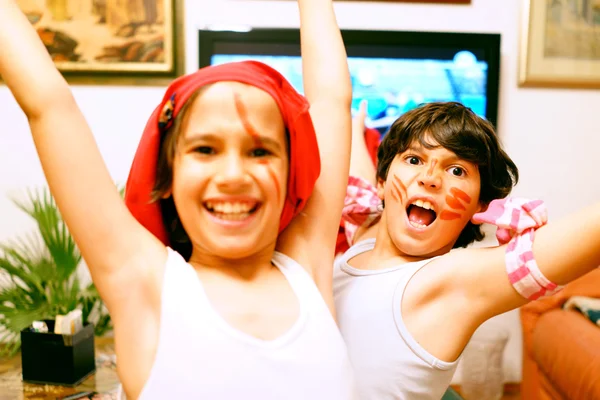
left=392, top=184, right=404, bottom=202
left=426, top=159, right=438, bottom=176
left=391, top=175, right=406, bottom=203
left=393, top=175, right=407, bottom=192
left=233, top=93, right=262, bottom=147
left=390, top=188, right=399, bottom=202
left=392, top=175, right=407, bottom=202
left=449, top=187, right=471, bottom=204
left=440, top=210, right=462, bottom=220
left=445, top=194, right=466, bottom=211
left=259, top=160, right=281, bottom=203
left=234, top=93, right=281, bottom=203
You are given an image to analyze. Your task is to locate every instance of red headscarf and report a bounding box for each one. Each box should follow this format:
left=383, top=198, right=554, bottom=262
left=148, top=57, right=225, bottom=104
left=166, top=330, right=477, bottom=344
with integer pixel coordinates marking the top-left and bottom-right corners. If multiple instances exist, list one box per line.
left=125, top=61, right=321, bottom=245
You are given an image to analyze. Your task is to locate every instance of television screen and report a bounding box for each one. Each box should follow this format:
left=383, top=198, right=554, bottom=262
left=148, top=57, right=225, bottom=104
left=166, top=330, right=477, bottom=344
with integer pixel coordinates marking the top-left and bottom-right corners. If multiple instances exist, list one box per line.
left=200, top=29, right=501, bottom=134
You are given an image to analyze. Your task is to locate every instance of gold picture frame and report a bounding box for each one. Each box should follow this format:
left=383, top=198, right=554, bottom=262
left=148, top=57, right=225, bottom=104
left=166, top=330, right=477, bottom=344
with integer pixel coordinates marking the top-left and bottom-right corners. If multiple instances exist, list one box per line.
left=519, top=0, right=600, bottom=88
left=16, top=0, right=185, bottom=85
left=340, top=0, right=471, bottom=3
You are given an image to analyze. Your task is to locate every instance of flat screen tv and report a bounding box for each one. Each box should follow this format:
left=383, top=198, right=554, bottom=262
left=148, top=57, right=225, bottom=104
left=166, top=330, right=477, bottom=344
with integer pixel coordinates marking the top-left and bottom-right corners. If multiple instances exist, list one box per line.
left=199, top=29, right=501, bottom=135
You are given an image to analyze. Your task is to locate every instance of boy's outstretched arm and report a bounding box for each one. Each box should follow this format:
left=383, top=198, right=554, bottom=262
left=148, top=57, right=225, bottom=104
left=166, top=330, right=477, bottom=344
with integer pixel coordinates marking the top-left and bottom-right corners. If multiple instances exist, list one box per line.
left=398, top=201, right=600, bottom=362
left=0, top=0, right=163, bottom=309
left=446, top=201, right=600, bottom=323
left=279, top=0, right=352, bottom=277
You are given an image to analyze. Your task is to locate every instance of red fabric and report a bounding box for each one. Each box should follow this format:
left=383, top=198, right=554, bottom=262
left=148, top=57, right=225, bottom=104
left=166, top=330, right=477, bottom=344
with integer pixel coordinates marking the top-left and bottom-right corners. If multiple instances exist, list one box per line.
left=364, top=127, right=380, bottom=166
left=335, top=127, right=380, bottom=255
left=125, top=61, right=321, bottom=245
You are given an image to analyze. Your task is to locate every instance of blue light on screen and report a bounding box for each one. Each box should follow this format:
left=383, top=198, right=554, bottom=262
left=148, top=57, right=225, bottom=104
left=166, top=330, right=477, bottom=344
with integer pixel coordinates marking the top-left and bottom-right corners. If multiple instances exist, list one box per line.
left=211, top=52, right=488, bottom=133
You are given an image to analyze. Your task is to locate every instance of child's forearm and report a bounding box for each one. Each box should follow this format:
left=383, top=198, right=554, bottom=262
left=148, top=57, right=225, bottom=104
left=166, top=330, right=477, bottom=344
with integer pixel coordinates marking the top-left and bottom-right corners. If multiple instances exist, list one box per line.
left=0, top=0, right=137, bottom=278
left=350, top=103, right=377, bottom=184
left=533, top=201, right=600, bottom=285
left=298, top=0, right=351, bottom=105
left=0, top=0, right=71, bottom=118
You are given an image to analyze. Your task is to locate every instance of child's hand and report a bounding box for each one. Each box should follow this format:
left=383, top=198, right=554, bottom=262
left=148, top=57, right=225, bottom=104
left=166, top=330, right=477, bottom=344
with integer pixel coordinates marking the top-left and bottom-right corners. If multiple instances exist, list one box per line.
left=471, top=197, right=548, bottom=245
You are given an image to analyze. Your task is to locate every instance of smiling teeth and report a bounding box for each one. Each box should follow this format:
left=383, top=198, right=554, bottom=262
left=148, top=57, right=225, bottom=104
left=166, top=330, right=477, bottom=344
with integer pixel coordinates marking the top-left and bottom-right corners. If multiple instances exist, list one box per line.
left=206, top=202, right=253, bottom=214
left=412, top=199, right=434, bottom=211
left=409, top=221, right=428, bottom=229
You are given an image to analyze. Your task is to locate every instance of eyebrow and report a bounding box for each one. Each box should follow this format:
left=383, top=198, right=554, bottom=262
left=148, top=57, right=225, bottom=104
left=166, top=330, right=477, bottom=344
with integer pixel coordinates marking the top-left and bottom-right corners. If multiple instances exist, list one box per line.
left=407, top=144, right=471, bottom=164
left=182, top=132, right=284, bottom=151
left=406, top=144, right=429, bottom=153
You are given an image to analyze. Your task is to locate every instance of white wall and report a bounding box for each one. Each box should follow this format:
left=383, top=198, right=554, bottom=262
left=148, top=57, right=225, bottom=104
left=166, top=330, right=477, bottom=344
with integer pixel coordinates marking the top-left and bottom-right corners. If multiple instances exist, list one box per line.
left=2, top=0, right=599, bottom=383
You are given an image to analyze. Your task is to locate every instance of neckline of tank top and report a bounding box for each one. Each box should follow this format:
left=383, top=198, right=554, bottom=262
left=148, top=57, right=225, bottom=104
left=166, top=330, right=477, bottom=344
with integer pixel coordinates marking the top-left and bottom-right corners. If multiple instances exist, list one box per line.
left=173, top=248, right=311, bottom=349
left=339, top=239, right=433, bottom=277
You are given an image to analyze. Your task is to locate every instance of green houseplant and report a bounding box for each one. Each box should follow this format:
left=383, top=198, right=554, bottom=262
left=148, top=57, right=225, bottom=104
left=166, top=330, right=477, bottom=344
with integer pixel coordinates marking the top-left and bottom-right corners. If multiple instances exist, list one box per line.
left=0, top=189, right=112, bottom=357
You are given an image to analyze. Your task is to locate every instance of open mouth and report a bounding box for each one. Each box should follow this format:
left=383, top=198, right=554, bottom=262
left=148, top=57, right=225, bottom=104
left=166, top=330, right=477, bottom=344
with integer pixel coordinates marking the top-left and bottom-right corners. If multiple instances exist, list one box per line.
left=406, top=199, right=437, bottom=229
left=203, top=201, right=261, bottom=221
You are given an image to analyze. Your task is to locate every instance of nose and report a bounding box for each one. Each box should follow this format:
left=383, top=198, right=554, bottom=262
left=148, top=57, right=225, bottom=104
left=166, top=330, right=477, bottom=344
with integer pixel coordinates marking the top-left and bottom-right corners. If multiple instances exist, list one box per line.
left=214, top=153, right=251, bottom=190
left=418, top=164, right=442, bottom=189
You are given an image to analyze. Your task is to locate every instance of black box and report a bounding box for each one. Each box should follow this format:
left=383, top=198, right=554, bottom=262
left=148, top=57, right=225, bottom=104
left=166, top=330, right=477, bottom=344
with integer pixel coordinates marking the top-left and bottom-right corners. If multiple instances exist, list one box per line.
left=20, top=320, right=96, bottom=386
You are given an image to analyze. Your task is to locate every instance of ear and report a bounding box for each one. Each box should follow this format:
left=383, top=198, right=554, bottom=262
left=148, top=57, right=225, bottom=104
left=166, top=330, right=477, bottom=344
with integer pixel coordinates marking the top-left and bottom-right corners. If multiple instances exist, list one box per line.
left=376, top=177, right=386, bottom=200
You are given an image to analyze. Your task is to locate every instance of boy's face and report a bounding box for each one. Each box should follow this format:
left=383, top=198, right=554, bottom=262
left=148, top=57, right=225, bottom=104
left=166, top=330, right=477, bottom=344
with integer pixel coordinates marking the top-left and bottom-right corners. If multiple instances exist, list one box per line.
left=377, top=139, right=482, bottom=257
left=169, top=82, right=288, bottom=260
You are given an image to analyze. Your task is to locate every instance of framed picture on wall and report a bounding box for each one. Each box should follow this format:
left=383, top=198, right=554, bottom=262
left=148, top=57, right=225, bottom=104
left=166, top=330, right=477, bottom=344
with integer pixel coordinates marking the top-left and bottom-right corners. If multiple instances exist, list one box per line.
left=344, top=0, right=471, bottom=2
left=270, top=0, right=472, bottom=3
left=14, top=0, right=185, bottom=85
left=519, top=0, right=600, bottom=88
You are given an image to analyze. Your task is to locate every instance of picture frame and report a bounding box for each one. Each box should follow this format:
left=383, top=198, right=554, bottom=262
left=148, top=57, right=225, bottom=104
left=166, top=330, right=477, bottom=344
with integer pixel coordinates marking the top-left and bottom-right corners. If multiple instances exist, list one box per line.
left=519, top=0, right=600, bottom=88
left=336, top=0, right=471, bottom=2
left=269, top=0, right=471, bottom=3
left=15, top=0, right=185, bottom=85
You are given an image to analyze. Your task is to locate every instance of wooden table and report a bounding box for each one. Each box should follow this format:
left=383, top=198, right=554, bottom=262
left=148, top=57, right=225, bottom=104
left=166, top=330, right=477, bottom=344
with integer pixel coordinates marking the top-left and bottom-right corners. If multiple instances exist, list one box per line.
left=0, top=338, right=120, bottom=400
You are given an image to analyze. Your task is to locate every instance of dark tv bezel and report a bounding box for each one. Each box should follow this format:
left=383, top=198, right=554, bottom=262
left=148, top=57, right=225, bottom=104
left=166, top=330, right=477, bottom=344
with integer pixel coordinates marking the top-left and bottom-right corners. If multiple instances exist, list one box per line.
left=198, top=29, right=501, bottom=127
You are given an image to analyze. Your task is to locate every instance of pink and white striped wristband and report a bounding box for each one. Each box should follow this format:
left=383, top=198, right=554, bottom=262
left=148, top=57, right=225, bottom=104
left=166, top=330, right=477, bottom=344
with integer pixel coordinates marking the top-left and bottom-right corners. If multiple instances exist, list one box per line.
left=473, top=197, right=564, bottom=300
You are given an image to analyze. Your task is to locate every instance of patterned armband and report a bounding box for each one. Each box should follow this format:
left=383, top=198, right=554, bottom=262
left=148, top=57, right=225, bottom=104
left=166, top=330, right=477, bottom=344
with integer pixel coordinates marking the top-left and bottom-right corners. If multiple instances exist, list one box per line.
left=472, top=197, right=564, bottom=300
left=342, top=176, right=383, bottom=245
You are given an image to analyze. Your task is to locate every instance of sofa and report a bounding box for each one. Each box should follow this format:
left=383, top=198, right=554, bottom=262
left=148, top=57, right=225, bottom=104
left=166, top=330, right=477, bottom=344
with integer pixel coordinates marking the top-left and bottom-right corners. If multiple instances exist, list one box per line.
left=520, top=268, right=600, bottom=399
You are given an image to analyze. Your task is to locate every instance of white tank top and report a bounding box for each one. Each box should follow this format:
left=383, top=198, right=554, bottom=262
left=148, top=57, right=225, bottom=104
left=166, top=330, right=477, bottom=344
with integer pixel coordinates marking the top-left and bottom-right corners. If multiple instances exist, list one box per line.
left=138, top=248, right=357, bottom=399
left=333, top=239, right=459, bottom=400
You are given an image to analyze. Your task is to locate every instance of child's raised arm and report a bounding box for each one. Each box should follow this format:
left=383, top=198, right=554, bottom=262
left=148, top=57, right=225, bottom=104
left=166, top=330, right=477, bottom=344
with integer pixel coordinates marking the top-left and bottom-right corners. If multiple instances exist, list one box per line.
left=279, top=0, right=352, bottom=284
left=0, top=0, right=163, bottom=309
left=444, top=201, right=600, bottom=324
left=350, top=101, right=377, bottom=184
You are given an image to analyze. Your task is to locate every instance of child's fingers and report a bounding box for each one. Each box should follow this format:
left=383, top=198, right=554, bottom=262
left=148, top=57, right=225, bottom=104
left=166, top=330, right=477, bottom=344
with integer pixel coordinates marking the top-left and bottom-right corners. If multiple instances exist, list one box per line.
left=357, top=99, right=367, bottom=119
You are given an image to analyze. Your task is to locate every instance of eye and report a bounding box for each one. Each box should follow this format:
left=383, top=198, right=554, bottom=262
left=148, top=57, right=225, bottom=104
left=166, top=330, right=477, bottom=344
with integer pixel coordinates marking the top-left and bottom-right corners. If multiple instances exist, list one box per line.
left=405, top=156, right=421, bottom=165
left=449, top=166, right=466, bottom=177
left=194, top=146, right=215, bottom=155
left=250, top=148, right=271, bottom=157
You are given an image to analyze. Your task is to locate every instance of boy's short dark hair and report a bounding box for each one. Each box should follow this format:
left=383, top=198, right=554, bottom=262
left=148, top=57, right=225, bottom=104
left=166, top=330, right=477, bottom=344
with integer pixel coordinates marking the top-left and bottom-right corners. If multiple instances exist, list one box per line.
left=376, top=102, right=518, bottom=248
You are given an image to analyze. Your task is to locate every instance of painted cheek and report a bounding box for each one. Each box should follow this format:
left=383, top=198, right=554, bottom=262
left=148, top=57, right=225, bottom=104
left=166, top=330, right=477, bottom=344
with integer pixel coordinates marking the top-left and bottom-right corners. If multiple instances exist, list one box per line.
left=439, top=211, right=462, bottom=221
left=234, top=92, right=284, bottom=204
left=258, top=160, right=281, bottom=203
left=391, top=174, right=407, bottom=203
left=450, top=187, right=472, bottom=204
left=442, top=186, right=473, bottom=218
left=445, top=195, right=466, bottom=211
left=446, top=187, right=471, bottom=214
